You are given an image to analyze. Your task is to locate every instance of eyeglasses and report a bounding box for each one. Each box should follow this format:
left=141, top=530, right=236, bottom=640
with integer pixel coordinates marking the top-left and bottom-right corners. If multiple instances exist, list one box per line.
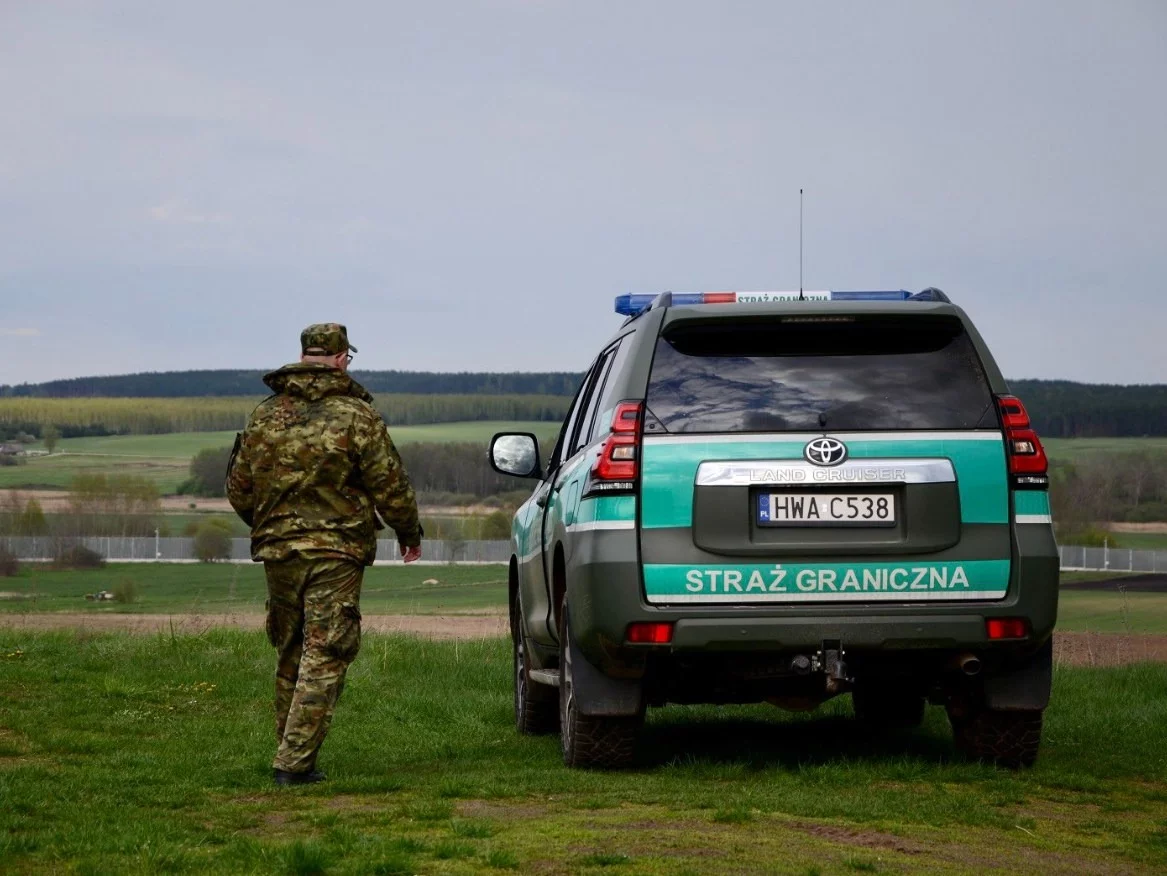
left=344, top=352, right=354, bottom=365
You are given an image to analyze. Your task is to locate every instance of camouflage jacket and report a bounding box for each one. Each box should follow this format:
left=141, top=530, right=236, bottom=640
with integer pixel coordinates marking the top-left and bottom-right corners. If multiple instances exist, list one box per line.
left=226, top=363, right=422, bottom=565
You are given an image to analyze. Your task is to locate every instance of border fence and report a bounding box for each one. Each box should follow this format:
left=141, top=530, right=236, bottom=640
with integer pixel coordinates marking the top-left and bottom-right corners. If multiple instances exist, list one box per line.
left=1059, top=545, right=1167, bottom=575
left=3, top=537, right=1165, bottom=574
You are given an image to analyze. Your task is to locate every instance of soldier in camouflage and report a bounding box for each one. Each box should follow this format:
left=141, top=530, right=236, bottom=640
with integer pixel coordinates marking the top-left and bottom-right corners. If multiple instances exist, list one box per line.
left=227, top=323, right=422, bottom=786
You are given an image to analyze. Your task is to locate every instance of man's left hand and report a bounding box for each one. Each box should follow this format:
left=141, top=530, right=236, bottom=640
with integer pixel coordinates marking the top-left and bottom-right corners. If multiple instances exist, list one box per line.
left=401, top=544, right=422, bottom=563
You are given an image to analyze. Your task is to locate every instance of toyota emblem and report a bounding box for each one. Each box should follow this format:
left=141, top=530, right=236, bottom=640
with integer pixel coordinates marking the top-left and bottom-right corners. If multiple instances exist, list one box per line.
left=804, top=437, right=848, bottom=466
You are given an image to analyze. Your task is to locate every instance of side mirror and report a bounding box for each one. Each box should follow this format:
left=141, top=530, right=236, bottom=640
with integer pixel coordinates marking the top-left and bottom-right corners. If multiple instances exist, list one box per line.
left=489, top=432, right=543, bottom=479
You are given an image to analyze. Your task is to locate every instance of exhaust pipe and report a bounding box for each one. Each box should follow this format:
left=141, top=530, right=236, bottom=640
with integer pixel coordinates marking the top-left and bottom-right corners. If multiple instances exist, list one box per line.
left=956, top=653, right=982, bottom=676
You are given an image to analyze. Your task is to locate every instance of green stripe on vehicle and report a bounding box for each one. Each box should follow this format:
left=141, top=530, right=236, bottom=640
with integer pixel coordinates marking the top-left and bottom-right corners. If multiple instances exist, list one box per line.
left=640, top=436, right=1008, bottom=527
left=576, top=495, right=636, bottom=523
left=643, top=559, right=1010, bottom=603
left=1013, top=491, right=1051, bottom=518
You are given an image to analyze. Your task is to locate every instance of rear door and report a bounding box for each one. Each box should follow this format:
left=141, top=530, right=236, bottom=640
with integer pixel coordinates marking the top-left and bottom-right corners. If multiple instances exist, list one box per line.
left=519, top=369, right=593, bottom=643
left=638, top=312, right=1012, bottom=604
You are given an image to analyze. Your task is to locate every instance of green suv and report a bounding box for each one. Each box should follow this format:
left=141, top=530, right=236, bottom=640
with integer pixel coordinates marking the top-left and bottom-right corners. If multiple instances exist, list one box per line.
left=489, top=289, right=1057, bottom=769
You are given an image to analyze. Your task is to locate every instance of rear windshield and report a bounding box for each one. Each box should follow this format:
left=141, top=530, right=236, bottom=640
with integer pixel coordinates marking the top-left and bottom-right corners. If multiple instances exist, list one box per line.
left=646, top=315, right=996, bottom=433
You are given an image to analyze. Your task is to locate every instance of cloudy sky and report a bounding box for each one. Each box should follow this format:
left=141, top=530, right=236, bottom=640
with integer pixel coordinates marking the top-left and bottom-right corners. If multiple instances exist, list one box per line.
left=1, top=1, right=1164, bottom=387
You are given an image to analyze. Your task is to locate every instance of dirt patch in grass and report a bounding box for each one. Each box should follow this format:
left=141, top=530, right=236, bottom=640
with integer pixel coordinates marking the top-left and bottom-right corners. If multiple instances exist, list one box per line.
left=606, top=817, right=736, bottom=835
left=323, top=795, right=393, bottom=813
left=1055, top=632, right=1167, bottom=666
left=1020, top=798, right=1105, bottom=825
left=457, top=799, right=550, bottom=821
left=785, top=819, right=925, bottom=854
left=0, top=612, right=507, bottom=639
left=259, top=811, right=294, bottom=829
left=230, top=810, right=303, bottom=838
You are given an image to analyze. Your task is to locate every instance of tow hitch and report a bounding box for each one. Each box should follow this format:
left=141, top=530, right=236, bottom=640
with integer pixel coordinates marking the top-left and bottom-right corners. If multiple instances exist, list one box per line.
left=815, top=640, right=852, bottom=694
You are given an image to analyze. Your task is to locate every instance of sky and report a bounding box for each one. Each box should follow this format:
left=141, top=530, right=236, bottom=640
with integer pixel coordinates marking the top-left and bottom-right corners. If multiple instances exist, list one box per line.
left=1, top=1, right=1165, bottom=387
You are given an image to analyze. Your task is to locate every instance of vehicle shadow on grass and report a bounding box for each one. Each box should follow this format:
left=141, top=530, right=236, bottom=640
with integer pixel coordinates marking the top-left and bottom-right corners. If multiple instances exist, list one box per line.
left=638, top=710, right=959, bottom=769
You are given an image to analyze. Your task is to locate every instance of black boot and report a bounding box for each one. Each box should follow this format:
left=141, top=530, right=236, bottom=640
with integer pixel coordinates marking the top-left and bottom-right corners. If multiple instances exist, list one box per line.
left=273, top=768, right=327, bottom=786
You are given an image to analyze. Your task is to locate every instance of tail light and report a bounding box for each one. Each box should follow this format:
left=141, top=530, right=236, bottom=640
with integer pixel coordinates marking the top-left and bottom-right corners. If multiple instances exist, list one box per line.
left=986, top=618, right=1028, bottom=640
left=588, top=401, right=643, bottom=493
left=626, top=621, right=674, bottom=644
left=996, top=395, right=1048, bottom=488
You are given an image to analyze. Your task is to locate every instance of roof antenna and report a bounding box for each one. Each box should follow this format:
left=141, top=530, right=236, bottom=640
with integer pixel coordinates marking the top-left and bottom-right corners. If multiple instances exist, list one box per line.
left=798, top=188, right=804, bottom=301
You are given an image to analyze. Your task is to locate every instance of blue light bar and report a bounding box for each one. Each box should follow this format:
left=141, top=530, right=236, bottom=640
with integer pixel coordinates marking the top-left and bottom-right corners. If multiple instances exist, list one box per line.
left=614, top=293, right=665, bottom=315
left=614, top=289, right=920, bottom=316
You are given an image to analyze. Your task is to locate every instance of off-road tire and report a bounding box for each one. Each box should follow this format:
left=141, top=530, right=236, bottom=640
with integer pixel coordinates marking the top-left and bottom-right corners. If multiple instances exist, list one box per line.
left=513, top=595, right=558, bottom=735
left=559, top=604, right=641, bottom=769
left=852, top=684, right=926, bottom=730
left=948, top=706, right=1043, bottom=769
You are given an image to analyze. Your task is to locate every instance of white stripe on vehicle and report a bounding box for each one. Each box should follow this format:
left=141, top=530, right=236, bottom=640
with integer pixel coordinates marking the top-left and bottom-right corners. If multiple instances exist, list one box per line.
left=565, top=520, right=636, bottom=533
left=645, top=591, right=1008, bottom=603
left=644, top=430, right=1004, bottom=445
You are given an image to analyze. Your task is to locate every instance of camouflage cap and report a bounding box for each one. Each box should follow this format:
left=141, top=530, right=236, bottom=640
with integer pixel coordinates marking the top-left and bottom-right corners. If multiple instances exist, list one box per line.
left=300, top=323, right=357, bottom=356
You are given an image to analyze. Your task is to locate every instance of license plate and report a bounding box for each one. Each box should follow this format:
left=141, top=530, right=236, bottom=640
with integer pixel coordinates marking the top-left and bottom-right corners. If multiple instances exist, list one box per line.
left=758, top=492, right=896, bottom=526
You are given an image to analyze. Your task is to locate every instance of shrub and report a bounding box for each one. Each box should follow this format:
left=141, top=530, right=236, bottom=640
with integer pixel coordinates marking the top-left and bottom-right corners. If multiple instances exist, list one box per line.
left=445, top=534, right=467, bottom=564
left=53, top=545, right=106, bottom=570
left=0, top=546, right=18, bottom=577
left=480, top=510, right=511, bottom=540
left=186, top=446, right=234, bottom=498
left=20, top=498, right=47, bottom=536
left=1056, top=526, right=1113, bottom=548
left=192, top=520, right=232, bottom=562
left=41, top=424, right=60, bottom=454
left=111, top=579, right=137, bottom=604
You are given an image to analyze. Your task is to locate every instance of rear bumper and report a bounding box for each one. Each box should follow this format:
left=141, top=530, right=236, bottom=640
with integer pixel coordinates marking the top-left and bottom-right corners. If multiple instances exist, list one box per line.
left=565, top=527, right=1059, bottom=675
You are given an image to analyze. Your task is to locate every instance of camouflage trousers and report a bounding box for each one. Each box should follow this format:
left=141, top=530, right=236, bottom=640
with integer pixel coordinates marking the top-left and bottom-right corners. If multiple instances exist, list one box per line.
left=263, top=555, right=364, bottom=774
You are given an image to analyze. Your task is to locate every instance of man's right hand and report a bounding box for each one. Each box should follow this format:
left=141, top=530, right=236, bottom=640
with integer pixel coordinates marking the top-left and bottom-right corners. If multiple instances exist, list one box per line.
left=400, top=544, right=422, bottom=563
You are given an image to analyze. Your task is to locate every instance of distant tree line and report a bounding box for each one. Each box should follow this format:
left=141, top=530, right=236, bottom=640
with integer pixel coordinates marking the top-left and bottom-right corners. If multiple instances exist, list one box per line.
left=5, top=374, right=1165, bottom=440
left=1011, top=380, right=1167, bottom=438
left=1051, top=450, right=1167, bottom=540
left=1, top=370, right=583, bottom=398
left=0, top=395, right=571, bottom=437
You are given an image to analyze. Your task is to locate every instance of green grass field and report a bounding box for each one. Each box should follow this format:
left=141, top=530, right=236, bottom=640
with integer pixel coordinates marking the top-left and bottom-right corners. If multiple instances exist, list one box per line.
left=0, top=563, right=507, bottom=616
left=7, top=565, right=1167, bottom=637
left=1109, top=532, right=1167, bottom=551
left=0, top=631, right=1164, bottom=874
left=1057, top=591, right=1167, bottom=635
left=0, top=422, right=554, bottom=492
left=1042, top=436, right=1167, bottom=463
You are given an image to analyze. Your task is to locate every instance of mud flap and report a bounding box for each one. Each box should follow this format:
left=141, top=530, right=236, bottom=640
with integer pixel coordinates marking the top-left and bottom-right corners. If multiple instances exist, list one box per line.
left=982, top=637, right=1052, bottom=711
left=568, top=622, right=643, bottom=717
